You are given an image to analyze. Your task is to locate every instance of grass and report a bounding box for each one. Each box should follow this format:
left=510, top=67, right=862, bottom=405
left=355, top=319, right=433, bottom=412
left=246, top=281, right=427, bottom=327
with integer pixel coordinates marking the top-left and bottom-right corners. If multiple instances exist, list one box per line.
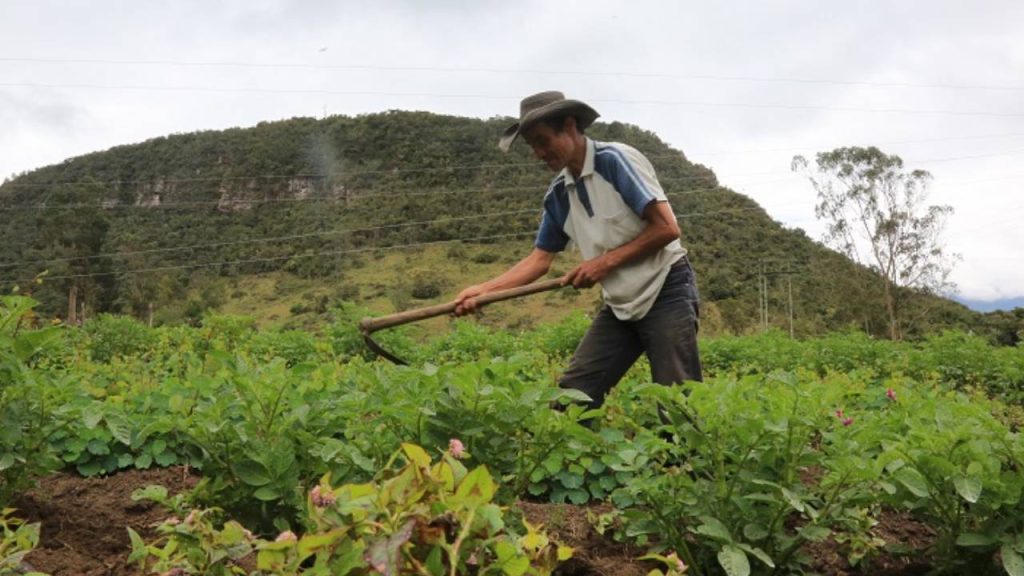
left=208, top=241, right=598, bottom=334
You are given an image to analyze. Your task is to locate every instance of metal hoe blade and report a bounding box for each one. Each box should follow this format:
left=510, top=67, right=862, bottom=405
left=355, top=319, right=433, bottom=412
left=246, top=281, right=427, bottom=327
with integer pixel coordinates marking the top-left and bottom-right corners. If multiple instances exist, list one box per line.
left=361, top=331, right=409, bottom=366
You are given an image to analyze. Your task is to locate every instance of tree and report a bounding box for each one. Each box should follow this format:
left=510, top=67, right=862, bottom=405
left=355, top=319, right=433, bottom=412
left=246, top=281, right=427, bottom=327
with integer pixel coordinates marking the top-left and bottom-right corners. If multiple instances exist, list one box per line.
left=792, top=147, right=957, bottom=339
left=31, top=180, right=115, bottom=320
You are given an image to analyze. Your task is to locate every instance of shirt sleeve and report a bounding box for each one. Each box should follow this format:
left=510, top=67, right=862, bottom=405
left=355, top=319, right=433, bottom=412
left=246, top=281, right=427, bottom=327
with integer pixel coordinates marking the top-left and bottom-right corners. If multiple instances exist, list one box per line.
left=601, top=144, right=667, bottom=218
left=534, top=207, right=569, bottom=252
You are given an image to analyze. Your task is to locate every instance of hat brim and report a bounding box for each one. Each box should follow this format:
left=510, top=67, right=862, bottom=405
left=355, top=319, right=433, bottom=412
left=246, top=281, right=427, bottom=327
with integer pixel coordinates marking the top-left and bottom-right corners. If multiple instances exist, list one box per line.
left=498, top=100, right=599, bottom=152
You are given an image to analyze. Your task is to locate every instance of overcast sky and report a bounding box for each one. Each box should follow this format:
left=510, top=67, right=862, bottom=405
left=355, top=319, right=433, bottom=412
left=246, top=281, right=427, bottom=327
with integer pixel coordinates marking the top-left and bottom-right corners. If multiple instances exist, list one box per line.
left=1, top=1, right=1022, bottom=304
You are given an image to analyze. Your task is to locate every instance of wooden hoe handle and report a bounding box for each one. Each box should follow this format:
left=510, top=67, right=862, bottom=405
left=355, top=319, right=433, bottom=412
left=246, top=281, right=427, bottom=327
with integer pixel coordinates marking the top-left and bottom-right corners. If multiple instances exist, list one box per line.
left=359, top=277, right=565, bottom=334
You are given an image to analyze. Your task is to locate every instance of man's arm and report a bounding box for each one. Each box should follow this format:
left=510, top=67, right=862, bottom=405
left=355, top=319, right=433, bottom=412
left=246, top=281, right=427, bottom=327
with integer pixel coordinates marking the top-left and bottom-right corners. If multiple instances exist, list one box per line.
left=563, top=200, right=679, bottom=289
left=454, top=248, right=559, bottom=315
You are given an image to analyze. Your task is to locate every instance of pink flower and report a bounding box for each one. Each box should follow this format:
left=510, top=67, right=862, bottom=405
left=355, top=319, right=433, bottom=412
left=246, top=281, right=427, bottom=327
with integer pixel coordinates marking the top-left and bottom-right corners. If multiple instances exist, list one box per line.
left=184, top=510, right=199, bottom=526
left=842, top=417, right=854, bottom=427
left=835, top=409, right=844, bottom=419
left=886, top=388, right=897, bottom=401
left=164, top=516, right=180, bottom=526
left=275, top=530, right=298, bottom=543
left=448, top=438, right=466, bottom=459
left=666, top=551, right=688, bottom=573
left=311, top=485, right=336, bottom=508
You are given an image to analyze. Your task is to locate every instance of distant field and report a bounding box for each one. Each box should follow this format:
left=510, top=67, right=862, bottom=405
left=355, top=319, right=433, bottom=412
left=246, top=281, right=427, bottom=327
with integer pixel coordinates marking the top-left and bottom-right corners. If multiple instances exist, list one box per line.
left=214, top=241, right=596, bottom=333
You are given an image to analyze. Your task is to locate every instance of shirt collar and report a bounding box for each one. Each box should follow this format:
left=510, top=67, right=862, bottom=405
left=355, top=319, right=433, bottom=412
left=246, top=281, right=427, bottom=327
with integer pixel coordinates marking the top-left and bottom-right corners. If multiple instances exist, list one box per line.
left=561, top=137, right=595, bottom=185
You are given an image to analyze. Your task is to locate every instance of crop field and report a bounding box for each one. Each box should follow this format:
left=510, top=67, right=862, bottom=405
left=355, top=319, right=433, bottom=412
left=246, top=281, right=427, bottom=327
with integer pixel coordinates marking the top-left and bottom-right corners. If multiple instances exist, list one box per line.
left=3, top=294, right=1024, bottom=575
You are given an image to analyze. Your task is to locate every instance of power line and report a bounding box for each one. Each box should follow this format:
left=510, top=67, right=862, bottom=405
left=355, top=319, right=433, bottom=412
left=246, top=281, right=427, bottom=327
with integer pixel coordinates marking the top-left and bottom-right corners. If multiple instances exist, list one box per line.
left=4, top=130, right=1017, bottom=193
left=909, top=149, right=1024, bottom=164
left=691, top=132, right=1024, bottom=157
left=4, top=231, right=539, bottom=284
left=3, top=56, right=1022, bottom=92
left=0, top=206, right=788, bottom=284
left=0, top=176, right=742, bottom=211
left=0, top=182, right=540, bottom=210
left=0, top=198, right=772, bottom=270
left=5, top=138, right=1024, bottom=195
left=3, top=82, right=1023, bottom=118
left=0, top=152, right=704, bottom=189
left=0, top=208, right=541, bottom=268
left=676, top=206, right=776, bottom=219
left=0, top=164, right=543, bottom=189
left=1, top=162, right=1017, bottom=270
left=6, top=153, right=1019, bottom=213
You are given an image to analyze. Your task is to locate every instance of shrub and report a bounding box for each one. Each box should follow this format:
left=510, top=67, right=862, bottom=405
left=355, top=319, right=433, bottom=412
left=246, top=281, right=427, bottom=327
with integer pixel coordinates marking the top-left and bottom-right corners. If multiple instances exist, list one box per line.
left=82, top=313, right=158, bottom=363
left=0, top=296, right=64, bottom=505
left=472, top=251, right=499, bottom=264
left=410, top=271, right=444, bottom=300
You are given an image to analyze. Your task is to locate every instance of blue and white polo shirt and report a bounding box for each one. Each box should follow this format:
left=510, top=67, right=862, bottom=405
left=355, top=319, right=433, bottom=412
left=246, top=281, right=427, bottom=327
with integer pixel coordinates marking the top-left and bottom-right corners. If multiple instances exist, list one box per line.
left=535, top=138, right=687, bottom=321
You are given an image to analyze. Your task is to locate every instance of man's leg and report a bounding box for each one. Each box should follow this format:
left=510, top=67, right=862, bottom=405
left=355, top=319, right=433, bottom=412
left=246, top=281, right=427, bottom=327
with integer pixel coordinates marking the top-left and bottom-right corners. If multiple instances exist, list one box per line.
left=637, top=260, right=703, bottom=441
left=558, top=305, right=644, bottom=411
left=639, top=260, right=703, bottom=386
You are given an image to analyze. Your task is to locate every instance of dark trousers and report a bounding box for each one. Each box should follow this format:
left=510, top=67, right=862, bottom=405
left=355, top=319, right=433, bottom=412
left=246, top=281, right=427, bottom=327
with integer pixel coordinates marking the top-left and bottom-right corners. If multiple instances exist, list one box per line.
left=559, top=259, right=702, bottom=410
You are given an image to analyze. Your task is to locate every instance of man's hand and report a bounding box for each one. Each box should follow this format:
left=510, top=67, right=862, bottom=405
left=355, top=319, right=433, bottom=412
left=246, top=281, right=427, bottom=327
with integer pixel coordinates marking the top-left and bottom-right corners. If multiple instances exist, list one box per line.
left=563, top=256, right=613, bottom=289
left=453, top=248, right=558, bottom=316
left=562, top=202, right=680, bottom=289
left=453, top=284, right=487, bottom=316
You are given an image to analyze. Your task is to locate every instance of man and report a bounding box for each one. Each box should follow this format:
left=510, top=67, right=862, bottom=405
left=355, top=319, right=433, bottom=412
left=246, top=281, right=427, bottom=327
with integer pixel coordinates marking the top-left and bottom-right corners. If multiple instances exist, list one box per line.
left=454, top=91, right=702, bottom=411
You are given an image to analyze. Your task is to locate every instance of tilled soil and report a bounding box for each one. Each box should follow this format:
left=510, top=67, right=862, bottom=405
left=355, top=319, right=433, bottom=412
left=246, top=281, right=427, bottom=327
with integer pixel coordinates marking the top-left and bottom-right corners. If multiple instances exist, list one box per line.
left=10, top=468, right=936, bottom=575
left=14, top=467, right=198, bottom=576
left=518, top=500, right=652, bottom=576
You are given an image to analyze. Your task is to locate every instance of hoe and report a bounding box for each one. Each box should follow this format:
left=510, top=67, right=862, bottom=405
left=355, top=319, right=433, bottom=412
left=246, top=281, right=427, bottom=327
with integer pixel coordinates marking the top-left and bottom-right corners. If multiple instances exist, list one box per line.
left=359, top=278, right=565, bottom=365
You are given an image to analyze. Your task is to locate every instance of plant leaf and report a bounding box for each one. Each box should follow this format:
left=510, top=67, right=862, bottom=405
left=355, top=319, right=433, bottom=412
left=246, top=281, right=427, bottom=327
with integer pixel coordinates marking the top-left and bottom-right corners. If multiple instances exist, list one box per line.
left=743, top=523, right=769, bottom=541
left=401, top=443, right=431, bottom=468
left=126, top=527, right=148, bottom=564
left=956, top=533, right=996, bottom=547
left=105, top=412, right=133, bottom=445
left=953, top=475, right=982, bottom=503
left=738, top=543, right=775, bottom=568
left=455, top=465, right=495, bottom=505
left=1004, top=544, right=1024, bottom=576
left=718, top=544, right=751, bottom=576
left=894, top=467, right=930, bottom=497
left=780, top=487, right=805, bottom=512
left=695, top=516, right=732, bottom=542
left=234, top=459, right=272, bottom=486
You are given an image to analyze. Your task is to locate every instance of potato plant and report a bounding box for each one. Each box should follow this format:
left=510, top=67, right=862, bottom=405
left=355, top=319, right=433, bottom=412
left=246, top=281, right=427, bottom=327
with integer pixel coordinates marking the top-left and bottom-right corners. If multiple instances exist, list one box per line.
left=3, top=295, right=1024, bottom=575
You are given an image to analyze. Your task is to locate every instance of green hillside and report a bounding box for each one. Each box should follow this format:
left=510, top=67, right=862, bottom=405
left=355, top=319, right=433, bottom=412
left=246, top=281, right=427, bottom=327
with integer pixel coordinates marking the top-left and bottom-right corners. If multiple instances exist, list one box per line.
left=0, top=111, right=989, bottom=338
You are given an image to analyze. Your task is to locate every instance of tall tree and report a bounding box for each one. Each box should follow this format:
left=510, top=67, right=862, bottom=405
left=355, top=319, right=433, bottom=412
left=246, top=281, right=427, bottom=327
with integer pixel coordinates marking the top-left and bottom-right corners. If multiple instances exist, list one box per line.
left=31, top=179, right=115, bottom=319
left=792, top=147, right=957, bottom=339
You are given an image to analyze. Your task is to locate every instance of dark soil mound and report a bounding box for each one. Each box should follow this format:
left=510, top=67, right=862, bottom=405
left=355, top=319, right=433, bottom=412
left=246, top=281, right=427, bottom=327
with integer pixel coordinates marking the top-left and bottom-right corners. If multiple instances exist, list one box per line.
left=14, top=467, right=198, bottom=576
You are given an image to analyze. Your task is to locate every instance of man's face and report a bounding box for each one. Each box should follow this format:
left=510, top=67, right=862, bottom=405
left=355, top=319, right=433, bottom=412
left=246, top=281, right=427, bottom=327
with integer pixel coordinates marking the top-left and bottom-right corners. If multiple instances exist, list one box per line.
left=522, top=121, right=577, bottom=172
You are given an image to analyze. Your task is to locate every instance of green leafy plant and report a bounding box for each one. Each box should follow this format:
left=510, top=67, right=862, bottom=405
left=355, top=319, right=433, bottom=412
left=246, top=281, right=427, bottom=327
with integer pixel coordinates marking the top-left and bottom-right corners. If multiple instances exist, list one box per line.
left=178, top=354, right=313, bottom=530
left=410, top=357, right=598, bottom=503
left=866, top=387, right=1024, bottom=574
left=617, top=373, right=891, bottom=576
left=1, top=508, right=47, bottom=575
left=129, top=444, right=572, bottom=575
left=127, top=485, right=255, bottom=575
left=4, top=304, right=1024, bottom=574
left=0, top=295, right=64, bottom=504
left=259, top=443, right=572, bottom=574
left=81, top=313, right=158, bottom=363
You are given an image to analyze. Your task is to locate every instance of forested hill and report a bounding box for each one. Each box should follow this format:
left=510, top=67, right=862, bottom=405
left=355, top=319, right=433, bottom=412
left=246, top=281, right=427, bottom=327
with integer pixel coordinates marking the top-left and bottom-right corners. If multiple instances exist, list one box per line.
left=0, top=111, right=986, bottom=337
